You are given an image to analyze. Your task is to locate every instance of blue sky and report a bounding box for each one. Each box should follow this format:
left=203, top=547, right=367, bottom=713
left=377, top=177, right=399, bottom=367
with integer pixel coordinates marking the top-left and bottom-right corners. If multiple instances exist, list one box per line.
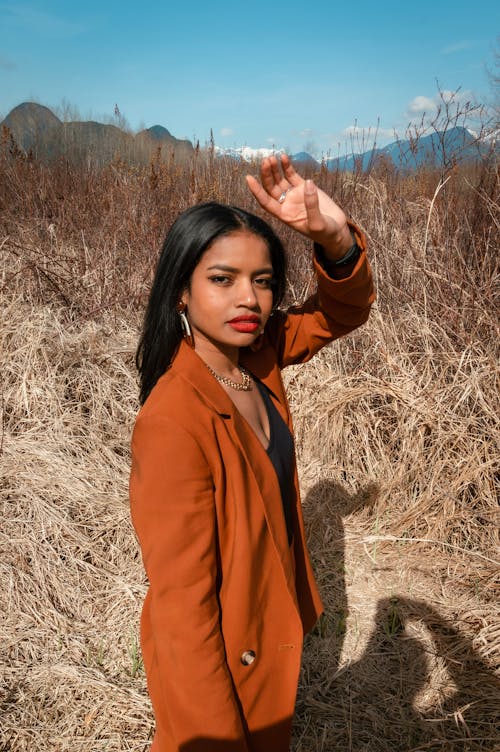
left=1, top=1, right=498, bottom=155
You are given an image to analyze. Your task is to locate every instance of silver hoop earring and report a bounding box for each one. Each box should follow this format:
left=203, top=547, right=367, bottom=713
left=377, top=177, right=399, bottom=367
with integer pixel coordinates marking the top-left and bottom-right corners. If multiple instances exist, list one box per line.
left=177, top=306, right=194, bottom=347
left=178, top=309, right=192, bottom=339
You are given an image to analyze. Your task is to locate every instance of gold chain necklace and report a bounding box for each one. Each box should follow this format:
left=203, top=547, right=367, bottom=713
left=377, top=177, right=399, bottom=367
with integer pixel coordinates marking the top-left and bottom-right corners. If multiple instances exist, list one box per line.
left=206, top=364, right=252, bottom=391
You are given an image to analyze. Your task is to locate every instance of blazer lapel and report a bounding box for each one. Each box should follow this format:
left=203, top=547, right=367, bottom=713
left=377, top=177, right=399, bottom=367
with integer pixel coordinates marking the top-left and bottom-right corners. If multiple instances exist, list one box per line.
left=227, top=407, right=298, bottom=606
left=171, top=341, right=299, bottom=609
left=240, top=343, right=292, bottom=429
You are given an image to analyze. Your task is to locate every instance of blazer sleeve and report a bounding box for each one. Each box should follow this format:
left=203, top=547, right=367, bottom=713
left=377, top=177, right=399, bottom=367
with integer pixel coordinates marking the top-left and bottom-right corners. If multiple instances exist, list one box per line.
left=130, top=415, right=249, bottom=751
left=266, top=222, right=375, bottom=368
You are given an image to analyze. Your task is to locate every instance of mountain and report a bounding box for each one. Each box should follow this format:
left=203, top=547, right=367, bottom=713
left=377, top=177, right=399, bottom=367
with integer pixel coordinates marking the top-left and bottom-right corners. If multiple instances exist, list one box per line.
left=1, top=102, right=194, bottom=164
left=136, top=124, right=193, bottom=160
left=141, top=124, right=174, bottom=140
left=214, top=127, right=496, bottom=172
left=214, top=145, right=283, bottom=162
left=3, top=103, right=495, bottom=171
left=2, top=102, right=61, bottom=153
left=290, top=151, right=320, bottom=168
left=213, top=145, right=322, bottom=169
left=326, top=127, right=496, bottom=171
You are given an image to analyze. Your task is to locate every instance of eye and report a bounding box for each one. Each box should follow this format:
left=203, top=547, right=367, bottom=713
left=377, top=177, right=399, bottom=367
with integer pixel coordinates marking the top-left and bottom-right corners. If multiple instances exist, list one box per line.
left=209, top=275, right=232, bottom=285
left=254, top=277, right=273, bottom=289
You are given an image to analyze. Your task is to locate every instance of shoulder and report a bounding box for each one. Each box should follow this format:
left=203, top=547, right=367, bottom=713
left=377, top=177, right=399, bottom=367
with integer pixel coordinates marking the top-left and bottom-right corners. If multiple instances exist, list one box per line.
left=131, top=369, right=215, bottom=483
left=133, top=343, right=236, bottom=444
left=135, top=368, right=210, bottom=438
left=139, top=367, right=190, bottom=419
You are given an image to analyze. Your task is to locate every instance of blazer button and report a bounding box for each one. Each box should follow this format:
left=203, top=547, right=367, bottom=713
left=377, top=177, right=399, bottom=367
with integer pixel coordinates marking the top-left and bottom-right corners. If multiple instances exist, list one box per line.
left=240, top=650, right=256, bottom=666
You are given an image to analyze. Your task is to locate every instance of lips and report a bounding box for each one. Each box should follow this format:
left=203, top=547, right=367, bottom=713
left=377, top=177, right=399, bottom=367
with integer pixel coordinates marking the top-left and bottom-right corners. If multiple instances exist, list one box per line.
left=227, top=315, right=260, bottom=333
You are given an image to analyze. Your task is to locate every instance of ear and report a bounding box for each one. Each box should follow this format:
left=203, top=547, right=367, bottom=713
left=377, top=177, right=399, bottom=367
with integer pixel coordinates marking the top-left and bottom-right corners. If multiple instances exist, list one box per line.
left=179, top=288, right=189, bottom=308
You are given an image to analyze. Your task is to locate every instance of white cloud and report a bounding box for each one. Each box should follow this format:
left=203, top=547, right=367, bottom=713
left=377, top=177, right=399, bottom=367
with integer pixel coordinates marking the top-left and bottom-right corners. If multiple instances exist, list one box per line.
left=378, top=128, right=397, bottom=140
left=341, top=124, right=396, bottom=141
left=343, top=125, right=374, bottom=136
left=441, top=40, right=474, bottom=55
left=299, top=128, right=313, bottom=137
left=401, top=88, right=485, bottom=138
left=408, top=96, right=437, bottom=115
left=220, top=127, right=233, bottom=137
left=314, top=124, right=397, bottom=156
left=405, top=89, right=481, bottom=123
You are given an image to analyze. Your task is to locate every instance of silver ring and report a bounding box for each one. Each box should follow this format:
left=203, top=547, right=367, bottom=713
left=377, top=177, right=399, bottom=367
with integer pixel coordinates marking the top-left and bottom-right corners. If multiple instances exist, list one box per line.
left=278, top=190, right=288, bottom=204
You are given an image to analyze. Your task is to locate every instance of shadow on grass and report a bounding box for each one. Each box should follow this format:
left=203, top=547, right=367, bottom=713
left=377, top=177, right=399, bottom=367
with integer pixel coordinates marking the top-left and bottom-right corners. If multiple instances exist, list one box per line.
left=296, top=480, right=500, bottom=751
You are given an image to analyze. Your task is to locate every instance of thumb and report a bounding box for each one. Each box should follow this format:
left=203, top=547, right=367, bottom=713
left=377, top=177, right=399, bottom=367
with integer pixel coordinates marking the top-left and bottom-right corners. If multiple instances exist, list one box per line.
left=303, top=180, right=325, bottom=232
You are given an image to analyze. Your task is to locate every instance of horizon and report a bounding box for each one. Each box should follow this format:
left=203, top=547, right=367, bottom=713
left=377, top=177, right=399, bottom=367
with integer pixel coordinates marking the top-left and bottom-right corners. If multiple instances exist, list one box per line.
left=2, top=99, right=494, bottom=166
left=1, top=1, right=498, bottom=156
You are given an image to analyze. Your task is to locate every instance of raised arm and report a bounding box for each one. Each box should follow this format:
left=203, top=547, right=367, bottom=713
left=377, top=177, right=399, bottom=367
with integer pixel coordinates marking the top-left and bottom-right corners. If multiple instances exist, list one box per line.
left=245, top=154, right=375, bottom=368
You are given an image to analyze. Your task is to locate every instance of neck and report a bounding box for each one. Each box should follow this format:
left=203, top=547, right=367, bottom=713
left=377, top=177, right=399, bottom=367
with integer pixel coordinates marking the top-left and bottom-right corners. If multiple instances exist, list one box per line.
left=193, top=340, right=241, bottom=376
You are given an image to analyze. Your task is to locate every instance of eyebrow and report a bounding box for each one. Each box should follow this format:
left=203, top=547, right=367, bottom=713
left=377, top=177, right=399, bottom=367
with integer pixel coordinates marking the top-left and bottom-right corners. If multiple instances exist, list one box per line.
left=206, top=264, right=274, bottom=274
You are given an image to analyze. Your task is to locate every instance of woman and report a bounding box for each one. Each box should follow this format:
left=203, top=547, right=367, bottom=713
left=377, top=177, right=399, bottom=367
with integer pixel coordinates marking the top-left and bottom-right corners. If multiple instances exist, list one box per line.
left=130, top=154, right=375, bottom=752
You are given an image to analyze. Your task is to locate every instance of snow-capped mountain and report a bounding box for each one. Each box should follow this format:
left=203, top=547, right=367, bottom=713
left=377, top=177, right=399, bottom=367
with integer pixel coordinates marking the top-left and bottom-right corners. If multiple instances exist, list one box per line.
left=215, top=126, right=498, bottom=171
left=214, top=145, right=283, bottom=162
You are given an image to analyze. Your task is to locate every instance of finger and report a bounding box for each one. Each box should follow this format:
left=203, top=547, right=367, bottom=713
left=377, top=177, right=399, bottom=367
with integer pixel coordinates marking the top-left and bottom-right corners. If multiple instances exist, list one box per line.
left=262, top=155, right=288, bottom=197
left=262, top=158, right=289, bottom=199
left=280, top=154, right=304, bottom=187
left=303, top=180, right=326, bottom=232
left=269, top=155, right=286, bottom=188
left=260, top=157, right=280, bottom=196
left=246, top=175, right=280, bottom=216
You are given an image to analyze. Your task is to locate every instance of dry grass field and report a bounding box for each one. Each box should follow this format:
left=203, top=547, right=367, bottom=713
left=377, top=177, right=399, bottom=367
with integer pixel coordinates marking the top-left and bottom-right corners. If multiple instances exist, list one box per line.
left=1, top=141, right=499, bottom=751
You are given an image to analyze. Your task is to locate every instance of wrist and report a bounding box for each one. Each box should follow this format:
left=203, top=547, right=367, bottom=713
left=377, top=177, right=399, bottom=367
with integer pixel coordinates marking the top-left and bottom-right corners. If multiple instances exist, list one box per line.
left=314, top=224, right=363, bottom=277
left=320, top=223, right=353, bottom=260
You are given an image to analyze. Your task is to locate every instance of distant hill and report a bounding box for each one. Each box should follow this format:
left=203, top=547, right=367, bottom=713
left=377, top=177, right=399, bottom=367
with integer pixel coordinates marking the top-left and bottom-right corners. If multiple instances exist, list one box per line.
left=290, top=151, right=320, bottom=168
left=1, top=102, right=194, bottom=164
left=214, top=128, right=496, bottom=172
left=211, top=133, right=493, bottom=172
left=3, top=103, right=496, bottom=170
left=326, top=126, right=497, bottom=171
left=136, top=124, right=193, bottom=159
left=138, top=124, right=173, bottom=140
left=2, top=102, right=61, bottom=153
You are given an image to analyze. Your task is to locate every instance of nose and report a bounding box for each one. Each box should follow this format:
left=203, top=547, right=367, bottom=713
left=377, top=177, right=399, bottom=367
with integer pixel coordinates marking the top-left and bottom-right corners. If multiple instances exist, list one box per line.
left=236, top=279, right=258, bottom=308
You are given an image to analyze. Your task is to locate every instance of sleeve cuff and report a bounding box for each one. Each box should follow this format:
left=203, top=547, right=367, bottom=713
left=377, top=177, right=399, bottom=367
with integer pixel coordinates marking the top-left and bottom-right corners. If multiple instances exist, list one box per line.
left=313, top=221, right=367, bottom=280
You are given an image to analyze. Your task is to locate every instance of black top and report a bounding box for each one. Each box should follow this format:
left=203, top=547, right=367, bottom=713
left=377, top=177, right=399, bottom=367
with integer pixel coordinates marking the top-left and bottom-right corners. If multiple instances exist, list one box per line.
left=255, top=380, right=295, bottom=545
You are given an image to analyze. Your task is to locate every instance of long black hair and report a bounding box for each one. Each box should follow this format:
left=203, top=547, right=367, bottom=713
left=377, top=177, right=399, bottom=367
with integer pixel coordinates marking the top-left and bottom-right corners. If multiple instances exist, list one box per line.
left=136, top=202, right=287, bottom=404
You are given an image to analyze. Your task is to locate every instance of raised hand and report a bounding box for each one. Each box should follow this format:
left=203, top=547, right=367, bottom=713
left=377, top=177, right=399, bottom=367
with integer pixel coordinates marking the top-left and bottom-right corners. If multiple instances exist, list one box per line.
left=246, top=154, right=353, bottom=259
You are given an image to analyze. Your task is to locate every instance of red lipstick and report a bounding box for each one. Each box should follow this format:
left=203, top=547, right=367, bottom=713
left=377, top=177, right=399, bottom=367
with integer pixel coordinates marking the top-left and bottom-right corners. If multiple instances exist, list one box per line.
left=228, top=315, right=260, bottom=333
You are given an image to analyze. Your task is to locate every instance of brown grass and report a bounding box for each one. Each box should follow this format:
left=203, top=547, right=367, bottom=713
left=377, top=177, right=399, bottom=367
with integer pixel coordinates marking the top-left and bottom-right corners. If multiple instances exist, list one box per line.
left=1, top=143, right=499, bottom=751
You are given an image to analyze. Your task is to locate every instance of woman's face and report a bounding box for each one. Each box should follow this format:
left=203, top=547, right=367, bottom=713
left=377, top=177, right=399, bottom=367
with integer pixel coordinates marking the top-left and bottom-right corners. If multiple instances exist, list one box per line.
left=181, top=230, right=274, bottom=357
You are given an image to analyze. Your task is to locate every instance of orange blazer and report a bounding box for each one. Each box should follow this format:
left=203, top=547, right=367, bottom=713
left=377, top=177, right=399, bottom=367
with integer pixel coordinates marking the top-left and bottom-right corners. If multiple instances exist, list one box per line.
left=130, top=230, right=375, bottom=752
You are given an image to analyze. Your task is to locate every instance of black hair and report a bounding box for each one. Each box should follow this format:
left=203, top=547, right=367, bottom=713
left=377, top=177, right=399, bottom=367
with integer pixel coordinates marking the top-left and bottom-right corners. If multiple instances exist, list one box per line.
left=136, top=202, right=287, bottom=404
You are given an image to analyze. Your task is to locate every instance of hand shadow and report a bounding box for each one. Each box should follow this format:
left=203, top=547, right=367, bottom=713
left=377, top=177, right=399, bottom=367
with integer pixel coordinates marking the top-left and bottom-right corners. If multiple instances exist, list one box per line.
left=295, top=480, right=500, bottom=751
